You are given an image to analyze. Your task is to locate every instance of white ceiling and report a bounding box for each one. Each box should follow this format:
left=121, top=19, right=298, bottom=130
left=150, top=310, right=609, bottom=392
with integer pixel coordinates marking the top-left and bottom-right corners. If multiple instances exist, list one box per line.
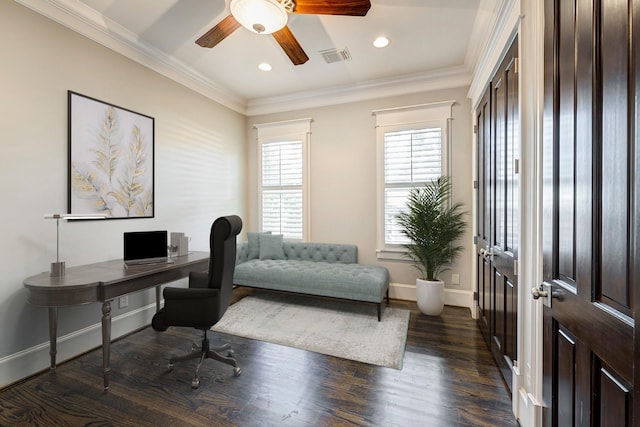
left=20, top=0, right=500, bottom=114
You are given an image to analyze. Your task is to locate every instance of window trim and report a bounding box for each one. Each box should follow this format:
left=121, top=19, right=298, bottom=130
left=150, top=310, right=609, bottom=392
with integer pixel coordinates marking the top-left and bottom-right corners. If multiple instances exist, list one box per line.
left=373, top=101, right=454, bottom=261
left=255, top=118, right=312, bottom=241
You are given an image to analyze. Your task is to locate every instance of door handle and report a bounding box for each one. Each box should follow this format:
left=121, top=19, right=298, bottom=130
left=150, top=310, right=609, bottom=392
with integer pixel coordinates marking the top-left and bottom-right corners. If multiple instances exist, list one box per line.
left=480, top=248, right=494, bottom=259
left=531, top=286, right=548, bottom=299
left=532, top=283, right=561, bottom=308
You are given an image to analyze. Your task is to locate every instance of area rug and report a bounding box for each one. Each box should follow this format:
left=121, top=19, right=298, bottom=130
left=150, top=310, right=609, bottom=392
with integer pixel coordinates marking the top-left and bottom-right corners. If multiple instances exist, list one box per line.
left=212, top=293, right=410, bottom=370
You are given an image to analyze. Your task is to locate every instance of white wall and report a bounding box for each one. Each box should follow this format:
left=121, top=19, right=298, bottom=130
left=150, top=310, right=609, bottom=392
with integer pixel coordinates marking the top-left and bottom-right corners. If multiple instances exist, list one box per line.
left=247, top=86, right=474, bottom=307
left=0, top=1, right=247, bottom=386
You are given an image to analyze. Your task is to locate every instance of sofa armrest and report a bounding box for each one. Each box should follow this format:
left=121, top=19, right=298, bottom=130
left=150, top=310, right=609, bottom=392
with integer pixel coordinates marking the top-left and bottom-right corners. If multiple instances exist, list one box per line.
left=236, top=242, right=249, bottom=264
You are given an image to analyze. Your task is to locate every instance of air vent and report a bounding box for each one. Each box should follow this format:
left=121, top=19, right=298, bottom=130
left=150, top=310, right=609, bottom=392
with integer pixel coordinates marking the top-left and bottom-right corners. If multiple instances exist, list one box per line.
left=319, top=47, right=352, bottom=64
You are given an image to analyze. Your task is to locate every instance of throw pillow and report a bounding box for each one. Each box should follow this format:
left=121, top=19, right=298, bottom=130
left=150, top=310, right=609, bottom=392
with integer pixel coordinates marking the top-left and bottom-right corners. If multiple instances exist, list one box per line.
left=247, top=231, right=271, bottom=259
left=259, top=233, right=285, bottom=260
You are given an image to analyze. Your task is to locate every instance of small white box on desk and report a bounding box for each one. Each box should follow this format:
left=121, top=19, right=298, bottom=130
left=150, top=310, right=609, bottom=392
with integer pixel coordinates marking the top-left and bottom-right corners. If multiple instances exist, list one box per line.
left=170, top=232, right=189, bottom=256
left=179, top=235, right=189, bottom=256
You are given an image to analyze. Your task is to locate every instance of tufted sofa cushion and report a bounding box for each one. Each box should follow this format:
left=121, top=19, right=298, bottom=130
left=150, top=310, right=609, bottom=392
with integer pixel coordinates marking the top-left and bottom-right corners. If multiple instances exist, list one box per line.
left=234, top=241, right=389, bottom=306
left=236, top=240, right=250, bottom=262
left=234, top=259, right=388, bottom=303
left=259, top=234, right=285, bottom=260
left=283, top=242, right=356, bottom=263
left=237, top=241, right=357, bottom=264
left=247, top=231, right=271, bottom=259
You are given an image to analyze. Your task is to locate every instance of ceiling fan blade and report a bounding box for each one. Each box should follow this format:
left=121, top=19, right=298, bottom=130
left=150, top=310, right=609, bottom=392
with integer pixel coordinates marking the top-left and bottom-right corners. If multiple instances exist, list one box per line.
left=273, top=26, right=309, bottom=65
left=195, top=14, right=241, bottom=48
left=292, top=0, right=371, bottom=16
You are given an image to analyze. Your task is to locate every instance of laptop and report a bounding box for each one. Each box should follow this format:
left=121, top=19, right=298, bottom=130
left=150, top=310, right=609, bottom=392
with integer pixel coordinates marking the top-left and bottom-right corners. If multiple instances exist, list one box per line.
left=124, top=230, right=174, bottom=266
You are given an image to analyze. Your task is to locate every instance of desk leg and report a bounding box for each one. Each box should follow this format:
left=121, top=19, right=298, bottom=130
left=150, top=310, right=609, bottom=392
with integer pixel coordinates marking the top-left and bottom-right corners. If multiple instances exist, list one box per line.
left=156, top=285, right=162, bottom=312
left=48, top=307, right=58, bottom=370
left=102, top=301, right=112, bottom=390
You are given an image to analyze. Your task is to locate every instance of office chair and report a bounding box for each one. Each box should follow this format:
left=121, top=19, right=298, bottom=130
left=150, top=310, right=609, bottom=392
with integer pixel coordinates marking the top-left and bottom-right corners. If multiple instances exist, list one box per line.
left=152, top=215, right=242, bottom=388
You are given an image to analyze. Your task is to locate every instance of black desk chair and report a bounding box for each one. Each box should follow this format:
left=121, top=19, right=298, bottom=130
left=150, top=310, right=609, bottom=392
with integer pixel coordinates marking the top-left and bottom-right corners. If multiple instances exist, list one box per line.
left=152, top=215, right=242, bottom=388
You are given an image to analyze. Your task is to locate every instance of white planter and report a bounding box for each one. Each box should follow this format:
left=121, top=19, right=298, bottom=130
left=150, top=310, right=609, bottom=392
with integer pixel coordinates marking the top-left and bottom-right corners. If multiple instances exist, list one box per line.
left=416, top=278, right=444, bottom=316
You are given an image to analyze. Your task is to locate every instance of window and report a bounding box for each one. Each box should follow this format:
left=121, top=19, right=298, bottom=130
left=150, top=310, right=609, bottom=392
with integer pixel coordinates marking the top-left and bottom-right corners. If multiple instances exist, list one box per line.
left=374, top=102, right=453, bottom=260
left=255, top=118, right=311, bottom=240
left=384, top=127, right=442, bottom=245
left=261, top=140, right=303, bottom=238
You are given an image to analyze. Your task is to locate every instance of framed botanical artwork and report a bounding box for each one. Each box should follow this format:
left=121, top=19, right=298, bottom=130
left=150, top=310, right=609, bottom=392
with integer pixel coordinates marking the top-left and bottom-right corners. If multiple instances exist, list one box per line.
left=68, top=91, right=154, bottom=219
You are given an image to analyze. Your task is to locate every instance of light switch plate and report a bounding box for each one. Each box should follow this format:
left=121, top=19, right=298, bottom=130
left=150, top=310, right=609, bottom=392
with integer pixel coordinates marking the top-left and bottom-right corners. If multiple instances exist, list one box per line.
left=119, top=296, right=128, bottom=309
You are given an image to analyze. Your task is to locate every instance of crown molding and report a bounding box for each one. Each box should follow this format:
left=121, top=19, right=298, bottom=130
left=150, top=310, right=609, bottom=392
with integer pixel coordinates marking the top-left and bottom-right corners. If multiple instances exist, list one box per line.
left=16, top=0, right=248, bottom=114
left=467, top=0, right=520, bottom=108
left=18, top=0, right=477, bottom=118
left=464, top=0, right=500, bottom=72
left=246, top=66, right=472, bottom=116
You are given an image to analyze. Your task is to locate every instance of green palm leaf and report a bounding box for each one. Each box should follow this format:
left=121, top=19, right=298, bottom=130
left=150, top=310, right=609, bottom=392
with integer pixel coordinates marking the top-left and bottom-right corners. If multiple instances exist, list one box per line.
left=396, top=176, right=467, bottom=280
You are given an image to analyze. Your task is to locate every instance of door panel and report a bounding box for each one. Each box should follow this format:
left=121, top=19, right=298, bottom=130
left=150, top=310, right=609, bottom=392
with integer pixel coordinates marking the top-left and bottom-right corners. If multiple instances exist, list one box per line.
left=542, top=0, right=637, bottom=424
left=505, top=278, right=516, bottom=367
left=494, top=270, right=505, bottom=352
left=557, top=0, right=576, bottom=283
left=479, top=255, right=492, bottom=335
left=475, top=38, right=519, bottom=393
left=491, top=39, right=519, bottom=392
left=600, top=366, right=631, bottom=425
left=477, top=89, right=492, bottom=341
left=600, top=0, right=631, bottom=315
left=556, top=327, right=576, bottom=426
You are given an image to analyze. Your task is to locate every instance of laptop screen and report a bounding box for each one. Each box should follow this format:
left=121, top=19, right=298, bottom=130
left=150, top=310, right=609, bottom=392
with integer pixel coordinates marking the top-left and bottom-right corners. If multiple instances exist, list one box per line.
left=124, top=231, right=168, bottom=263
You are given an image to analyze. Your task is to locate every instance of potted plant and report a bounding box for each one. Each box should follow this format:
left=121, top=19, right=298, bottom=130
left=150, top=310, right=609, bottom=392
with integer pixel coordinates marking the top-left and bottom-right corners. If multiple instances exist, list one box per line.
left=396, top=176, right=467, bottom=315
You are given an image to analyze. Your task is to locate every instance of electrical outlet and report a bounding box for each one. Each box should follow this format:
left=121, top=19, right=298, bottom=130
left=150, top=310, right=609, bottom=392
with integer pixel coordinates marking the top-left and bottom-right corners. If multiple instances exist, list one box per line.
left=119, top=295, right=129, bottom=309
left=451, top=273, right=460, bottom=285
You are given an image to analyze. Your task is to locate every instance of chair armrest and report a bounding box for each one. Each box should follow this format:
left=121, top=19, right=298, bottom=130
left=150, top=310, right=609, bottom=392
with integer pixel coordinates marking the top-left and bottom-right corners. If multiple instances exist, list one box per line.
left=160, top=287, right=221, bottom=328
left=163, top=287, right=218, bottom=301
left=188, top=271, right=209, bottom=289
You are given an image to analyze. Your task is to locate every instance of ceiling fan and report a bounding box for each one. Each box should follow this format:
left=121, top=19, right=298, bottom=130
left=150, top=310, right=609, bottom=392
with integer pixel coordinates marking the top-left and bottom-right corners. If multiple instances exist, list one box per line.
left=195, top=0, right=372, bottom=65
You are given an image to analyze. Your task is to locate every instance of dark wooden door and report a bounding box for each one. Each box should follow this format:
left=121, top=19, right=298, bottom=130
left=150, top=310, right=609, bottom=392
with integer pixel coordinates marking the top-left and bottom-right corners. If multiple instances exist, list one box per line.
left=476, top=38, right=519, bottom=393
left=542, top=0, right=637, bottom=424
left=476, top=87, right=492, bottom=344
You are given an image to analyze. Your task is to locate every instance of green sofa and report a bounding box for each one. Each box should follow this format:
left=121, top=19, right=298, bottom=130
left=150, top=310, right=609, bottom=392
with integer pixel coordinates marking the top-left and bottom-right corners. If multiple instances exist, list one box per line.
left=233, top=233, right=390, bottom=320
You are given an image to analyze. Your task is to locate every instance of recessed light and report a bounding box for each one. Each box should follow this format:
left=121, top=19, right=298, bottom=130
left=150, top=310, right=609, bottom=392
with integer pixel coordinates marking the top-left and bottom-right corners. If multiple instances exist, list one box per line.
left=373, top=36, right=390, bottom=48
left=258, top=62, right=272, bottom=71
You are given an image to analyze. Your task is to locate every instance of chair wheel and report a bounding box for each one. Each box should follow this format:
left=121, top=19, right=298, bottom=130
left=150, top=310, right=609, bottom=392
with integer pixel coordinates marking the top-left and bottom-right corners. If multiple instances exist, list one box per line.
left=227, top=350, right=234, bottom=357
left=233, top=367, right=241, bottom=377
left=191, top=377, right=200, bottom=389
left=167, top=363, right=173, bottom=372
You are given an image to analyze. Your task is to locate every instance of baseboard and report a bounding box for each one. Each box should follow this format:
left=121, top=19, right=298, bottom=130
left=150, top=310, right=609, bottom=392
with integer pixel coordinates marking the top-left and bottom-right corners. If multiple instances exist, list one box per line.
left=515, top=389, right=543, bottom=427
left=444, top=288, right=475, bottom=313
left=0, top=303, right=156, bottom=388
left=513, top=361, right=543, bottom=427
left=513, top=362, right=523, bottom=418
left=389, top=282, right=474, bottom=313
left=389, top=282, right=417, bottom=301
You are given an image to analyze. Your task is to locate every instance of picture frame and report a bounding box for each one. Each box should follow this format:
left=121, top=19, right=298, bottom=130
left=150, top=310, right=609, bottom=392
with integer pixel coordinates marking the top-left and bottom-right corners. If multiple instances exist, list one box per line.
left=68, top=91, right=154, bottom=219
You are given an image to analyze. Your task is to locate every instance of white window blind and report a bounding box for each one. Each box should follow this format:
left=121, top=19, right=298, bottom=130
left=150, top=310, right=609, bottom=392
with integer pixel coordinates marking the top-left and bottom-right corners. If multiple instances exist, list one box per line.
left=261, top=140, right=303, bottom=239
left=384, top=127, right=442, bottom=245
left=255, top=118, right=311, bottom=241
left=373, top=101, right=453, bottom=259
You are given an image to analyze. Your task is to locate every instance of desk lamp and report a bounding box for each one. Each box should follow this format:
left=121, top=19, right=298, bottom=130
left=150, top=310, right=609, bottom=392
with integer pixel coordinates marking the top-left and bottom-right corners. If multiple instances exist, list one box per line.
left=44, top=213, right=106, bottom=277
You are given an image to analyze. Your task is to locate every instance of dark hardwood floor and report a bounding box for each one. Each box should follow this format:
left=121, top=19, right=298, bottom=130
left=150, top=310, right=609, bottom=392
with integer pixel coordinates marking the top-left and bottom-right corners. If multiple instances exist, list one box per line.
left=0, top=289, right=517, bottom=426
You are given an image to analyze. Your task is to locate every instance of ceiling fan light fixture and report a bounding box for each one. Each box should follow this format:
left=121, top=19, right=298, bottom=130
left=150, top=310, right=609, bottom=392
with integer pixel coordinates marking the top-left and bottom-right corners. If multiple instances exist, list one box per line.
left=230, top=0, right=289, bottom=35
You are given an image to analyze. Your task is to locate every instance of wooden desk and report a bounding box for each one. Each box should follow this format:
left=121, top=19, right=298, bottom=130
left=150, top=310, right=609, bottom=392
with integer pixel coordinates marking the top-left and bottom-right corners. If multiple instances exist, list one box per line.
left=23, top=252, right=209, bottom=390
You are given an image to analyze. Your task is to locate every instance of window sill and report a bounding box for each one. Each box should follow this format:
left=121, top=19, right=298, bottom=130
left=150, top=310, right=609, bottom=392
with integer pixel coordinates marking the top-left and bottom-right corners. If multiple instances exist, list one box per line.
left=376, top=249, right=412, bottom=262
